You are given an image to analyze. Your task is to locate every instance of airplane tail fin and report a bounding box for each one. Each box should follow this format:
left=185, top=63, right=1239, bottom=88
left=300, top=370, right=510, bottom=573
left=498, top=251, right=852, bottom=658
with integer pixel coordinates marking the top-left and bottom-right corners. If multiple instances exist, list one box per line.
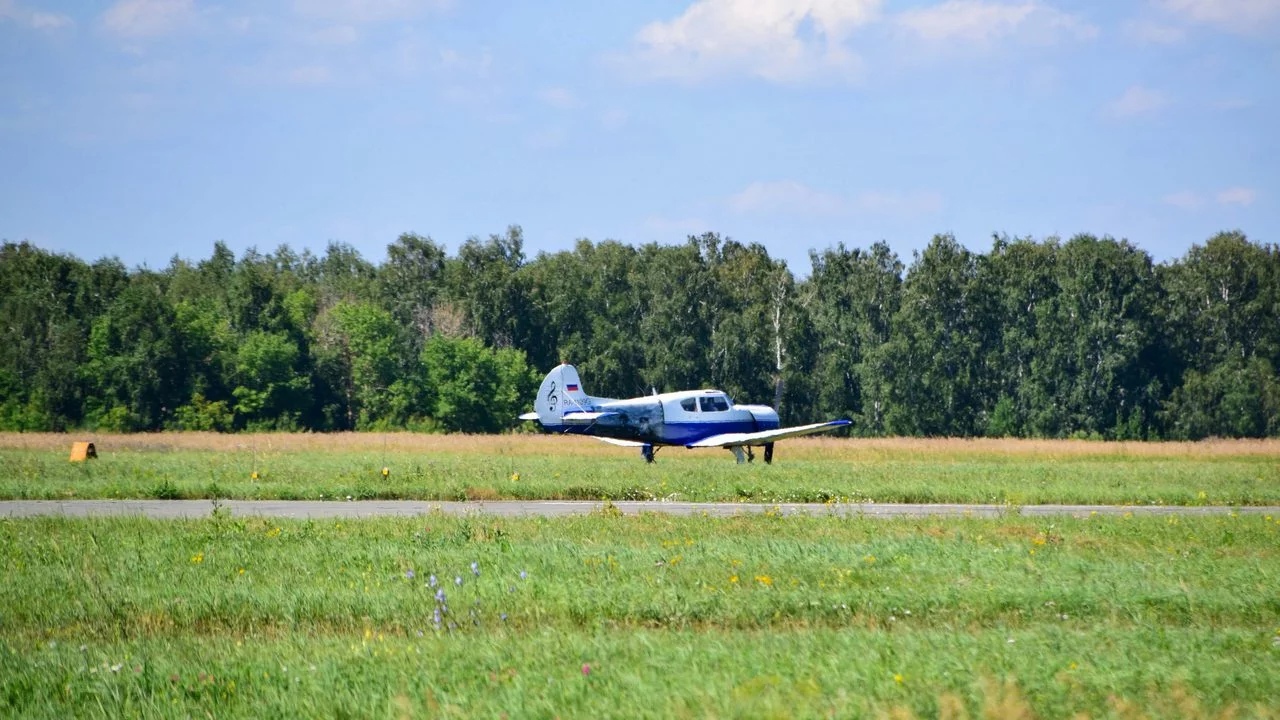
left=533, top=364, right=591, bottom=425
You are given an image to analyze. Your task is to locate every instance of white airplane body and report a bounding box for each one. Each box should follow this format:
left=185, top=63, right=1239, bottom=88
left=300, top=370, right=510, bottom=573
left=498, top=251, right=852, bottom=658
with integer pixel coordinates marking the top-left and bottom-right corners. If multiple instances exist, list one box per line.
left=519, top=364, right=850, bottom=463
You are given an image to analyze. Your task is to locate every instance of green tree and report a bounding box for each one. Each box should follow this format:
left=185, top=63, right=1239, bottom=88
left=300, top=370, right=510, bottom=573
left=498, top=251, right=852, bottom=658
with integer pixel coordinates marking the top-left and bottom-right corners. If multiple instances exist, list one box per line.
left=379, top=233, right=447, bottom=350
left=1160, top=232, right=1280, bottom=436
left=634, top=239, right=713, bottom=395
left=1162, top=232, right=1279, bottom=370
left=520, top=244, right=592, bottom=375
left=883, top=235, right=987, bottom=436
left=231, top=331, right=311, bottom=429
left=420, top=335, right=536, bottom=433
left=305, top=241, right=377, bottom=306
left=976, top=235, right=1060, bottom=437
left=1029, top=235, right=1162, bottom=438
left=82, top=273, right=188, bottom=431
left=801, top=241, right=902, bottom=433
left=1161, top=356, right=1280, bottom=439
left=168, top=299, right=236, bottom=420
left=312, top=301, right=419, bottom=429
left=529, top=240, right=644, bottom=398
left=700, top=236, right=795, bottom=412
left=444, top=226, right=531, bottom=349
left=0, top=243, right=121, bottom=429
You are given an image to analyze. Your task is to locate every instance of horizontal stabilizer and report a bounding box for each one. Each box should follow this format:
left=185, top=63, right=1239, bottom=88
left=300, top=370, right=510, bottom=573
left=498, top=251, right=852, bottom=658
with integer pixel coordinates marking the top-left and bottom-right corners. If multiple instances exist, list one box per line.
left=561, top=411, right=617, bottom=424
left=591, top=436, right=648, bottom=447
left=686, top=419, right=851, bottom=448
left=518, top=412, right=540, bottom=421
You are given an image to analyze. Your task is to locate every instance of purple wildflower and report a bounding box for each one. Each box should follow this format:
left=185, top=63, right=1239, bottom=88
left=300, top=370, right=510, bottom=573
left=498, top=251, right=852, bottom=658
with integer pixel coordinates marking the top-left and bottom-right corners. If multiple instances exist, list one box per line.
left=434, top=588, right=446, bottom=603
left=428, top=574, right=437, bottom=588
left=404, top=569, right=415, bottom=580
left=470, top=561, right=480, bottom=576
left=519, top=570, right=528, bottom=580
left=455, top=576, right=463, bottom=586
left=433, top=608, right=441, bottom=625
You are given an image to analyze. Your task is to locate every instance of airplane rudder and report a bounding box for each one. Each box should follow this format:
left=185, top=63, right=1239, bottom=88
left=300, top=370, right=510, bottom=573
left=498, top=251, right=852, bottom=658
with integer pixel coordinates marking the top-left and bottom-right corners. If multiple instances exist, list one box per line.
left=533, top=367, right=556, bottom=419
left=535, top=364, right=576, bottom=422
left=559, top=364, right=585, bottom=398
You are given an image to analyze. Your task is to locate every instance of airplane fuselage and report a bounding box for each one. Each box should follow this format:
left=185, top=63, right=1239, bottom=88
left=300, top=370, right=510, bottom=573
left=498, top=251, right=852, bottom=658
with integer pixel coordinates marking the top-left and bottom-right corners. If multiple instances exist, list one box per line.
left=521, top=363, right=849, bottom=463
left=551, top=389, right=780, bottom=446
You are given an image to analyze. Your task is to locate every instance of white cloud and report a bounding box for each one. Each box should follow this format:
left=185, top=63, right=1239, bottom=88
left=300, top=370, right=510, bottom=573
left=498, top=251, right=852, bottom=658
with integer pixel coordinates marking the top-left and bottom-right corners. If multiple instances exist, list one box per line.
left=1157, top=0, right=1280, bottom=34
left=1122, top=19, right=1185, bottom=44
left=625, top=0, right=881, bottom=84
left=1163, top=190, right=1203, bottom=209
left=729, top=180, right=942, bottom=216
left=431, top=48, right=506, bottom=111
left=540, top=87, right=580, bottom=109
left=895, top=0, right=1097, bottom=46
left=437, top=47, right=493, bottom=77
left=526, top=127, right=567, bottom=150
left=28, top=10, right=68, bottom=28
left=291, top=0, right=451, bottom=25
left=0, top=0, right=71, bottom=30
left=1163, top=187, right=1258, bottom=209
left=1105, top=85, right=1168, bottom=118
left=287, top=65, right=333, bottom=86
left=305, top=24, right=360, bottom=46
left=1213, top=97, right=1255, bottom=111
left=1216, top=187, right=1257, bottom=206
left=731, top=180, right=846, bottom=215
left=600, top=108, right=628, bottom=130
left=101, top=0, right=196, bottom=38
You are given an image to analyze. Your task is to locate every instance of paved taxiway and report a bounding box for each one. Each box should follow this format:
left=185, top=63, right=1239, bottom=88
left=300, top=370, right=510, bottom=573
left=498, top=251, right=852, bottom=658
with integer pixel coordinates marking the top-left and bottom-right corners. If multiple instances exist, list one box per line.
left=2, top=499, right=1276, bottom=520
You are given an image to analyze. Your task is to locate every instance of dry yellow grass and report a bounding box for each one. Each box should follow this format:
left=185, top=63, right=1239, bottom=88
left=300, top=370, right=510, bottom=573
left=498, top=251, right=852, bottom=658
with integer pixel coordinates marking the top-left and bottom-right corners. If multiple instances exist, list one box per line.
left=2, top=431, right=1277, bottom=460
left=797, top=435, right=1280, bottom=458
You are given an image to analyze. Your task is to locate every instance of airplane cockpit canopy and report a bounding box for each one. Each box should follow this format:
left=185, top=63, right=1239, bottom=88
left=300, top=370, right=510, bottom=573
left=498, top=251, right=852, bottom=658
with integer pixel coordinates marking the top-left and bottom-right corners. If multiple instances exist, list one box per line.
left=676, top=392, right=733, bottom=413
left=700, top=395, right=730, bottom=412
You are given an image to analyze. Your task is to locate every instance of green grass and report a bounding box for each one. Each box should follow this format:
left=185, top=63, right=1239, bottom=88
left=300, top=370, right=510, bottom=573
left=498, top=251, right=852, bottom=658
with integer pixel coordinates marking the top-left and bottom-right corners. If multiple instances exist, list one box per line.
left=3, top=512, right=1279, bottom=717
left=3, top=440, right=1278, bottom=505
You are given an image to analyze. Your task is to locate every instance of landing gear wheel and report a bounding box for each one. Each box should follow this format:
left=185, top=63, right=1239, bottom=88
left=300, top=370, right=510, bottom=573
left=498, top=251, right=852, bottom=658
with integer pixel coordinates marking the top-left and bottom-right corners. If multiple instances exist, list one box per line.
left=764, top=443, right=774, bottom=464
left=641, top=444, right=656, bottom=463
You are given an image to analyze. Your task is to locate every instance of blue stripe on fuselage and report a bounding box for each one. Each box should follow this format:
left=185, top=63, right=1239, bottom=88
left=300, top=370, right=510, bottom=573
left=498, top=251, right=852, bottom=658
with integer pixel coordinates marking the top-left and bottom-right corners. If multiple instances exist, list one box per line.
left=540, top=419, right=779, bottom=446
left=658, top=420, right=757, bottom=445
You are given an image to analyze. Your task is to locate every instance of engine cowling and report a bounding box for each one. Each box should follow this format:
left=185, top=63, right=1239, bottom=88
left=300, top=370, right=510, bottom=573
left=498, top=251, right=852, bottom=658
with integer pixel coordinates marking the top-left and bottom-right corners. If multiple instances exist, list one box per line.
left=737, top=404, right=780, bottom=432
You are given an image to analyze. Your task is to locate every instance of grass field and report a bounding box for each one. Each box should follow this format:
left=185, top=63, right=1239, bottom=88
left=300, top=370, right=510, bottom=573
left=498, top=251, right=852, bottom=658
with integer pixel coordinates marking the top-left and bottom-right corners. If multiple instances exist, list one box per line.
left=3, top=434, right=1279, bottom=716
left=2, top=433, right=1279, bottom=505
left=2, top=511, right=1279, bottom=717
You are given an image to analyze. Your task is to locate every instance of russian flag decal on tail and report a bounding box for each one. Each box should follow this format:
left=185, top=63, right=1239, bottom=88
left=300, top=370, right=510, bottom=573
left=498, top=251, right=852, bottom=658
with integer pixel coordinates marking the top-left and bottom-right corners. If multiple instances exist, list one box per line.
left=566, top=383, right=579, bottom=392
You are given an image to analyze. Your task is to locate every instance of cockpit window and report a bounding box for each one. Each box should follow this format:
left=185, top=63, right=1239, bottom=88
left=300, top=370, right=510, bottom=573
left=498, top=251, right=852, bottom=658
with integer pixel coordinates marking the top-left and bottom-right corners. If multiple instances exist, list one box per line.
left=699, top=395, right=730, bottom=412
left=680, top=398, right=697, bottom=412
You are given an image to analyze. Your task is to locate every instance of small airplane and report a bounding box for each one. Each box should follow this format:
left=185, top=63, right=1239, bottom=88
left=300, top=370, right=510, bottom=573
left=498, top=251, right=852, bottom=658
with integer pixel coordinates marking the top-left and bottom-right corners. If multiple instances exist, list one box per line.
left=519, top=364, right=851, bottom=463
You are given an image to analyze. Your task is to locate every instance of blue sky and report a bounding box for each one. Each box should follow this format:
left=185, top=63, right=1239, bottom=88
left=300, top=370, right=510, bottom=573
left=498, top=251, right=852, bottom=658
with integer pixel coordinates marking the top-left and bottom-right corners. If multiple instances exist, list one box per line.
left=2, top=0, right=1277, bottom=275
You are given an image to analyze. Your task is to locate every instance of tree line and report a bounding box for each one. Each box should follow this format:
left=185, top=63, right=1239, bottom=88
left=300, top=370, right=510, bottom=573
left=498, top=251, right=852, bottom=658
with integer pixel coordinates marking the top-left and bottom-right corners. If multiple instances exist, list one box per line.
left=2, top=227, right=1277, bottom=439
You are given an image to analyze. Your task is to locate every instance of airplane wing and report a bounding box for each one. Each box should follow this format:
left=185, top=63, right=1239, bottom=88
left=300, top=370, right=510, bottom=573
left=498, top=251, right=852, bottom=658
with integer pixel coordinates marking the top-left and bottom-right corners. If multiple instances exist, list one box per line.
left=590, top=436, right=649, bottom=447
left=686, top=419, right=851, bottom=448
